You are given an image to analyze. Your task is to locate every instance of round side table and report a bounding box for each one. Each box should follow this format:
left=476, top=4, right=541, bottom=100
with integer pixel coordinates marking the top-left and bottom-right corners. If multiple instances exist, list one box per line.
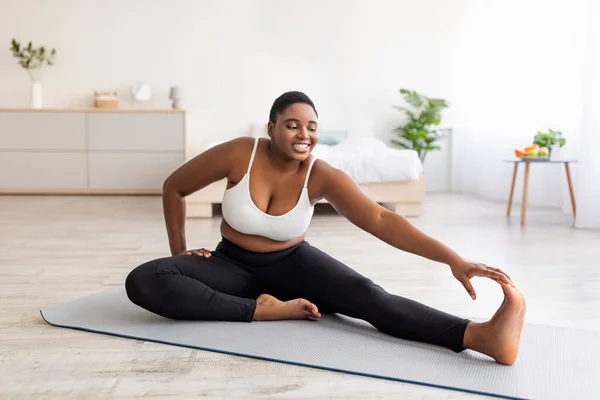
left=503, top=159, right=577, bottom=226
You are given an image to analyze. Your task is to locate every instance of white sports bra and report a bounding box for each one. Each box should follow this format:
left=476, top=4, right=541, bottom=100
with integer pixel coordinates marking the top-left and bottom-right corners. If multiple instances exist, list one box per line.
left=221, top=137, right=317, bottom=242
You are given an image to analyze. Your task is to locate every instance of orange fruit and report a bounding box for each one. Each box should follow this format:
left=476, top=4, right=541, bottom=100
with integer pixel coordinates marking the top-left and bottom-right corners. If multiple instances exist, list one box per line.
left=524, top=144, right=538, bottom=152
left=515, top=149, right=527, bottom=157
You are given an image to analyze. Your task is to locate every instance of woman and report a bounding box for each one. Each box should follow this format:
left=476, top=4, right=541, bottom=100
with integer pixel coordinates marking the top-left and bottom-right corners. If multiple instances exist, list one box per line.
left=125, top=91, right=526, bottom=365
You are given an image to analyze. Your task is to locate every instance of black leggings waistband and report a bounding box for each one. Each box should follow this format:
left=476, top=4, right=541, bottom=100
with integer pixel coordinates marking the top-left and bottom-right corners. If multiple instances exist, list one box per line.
left=215, top=236, right=306, bottom=269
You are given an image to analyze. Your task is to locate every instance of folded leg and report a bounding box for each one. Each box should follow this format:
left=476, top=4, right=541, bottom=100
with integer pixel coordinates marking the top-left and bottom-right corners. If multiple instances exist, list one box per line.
left=125, top=250, right=262, bottom=321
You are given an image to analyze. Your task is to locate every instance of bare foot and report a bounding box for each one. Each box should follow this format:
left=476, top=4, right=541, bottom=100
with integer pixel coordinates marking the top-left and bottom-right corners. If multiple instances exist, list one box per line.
left=464, top=282, right=527, bottom=365
left=253, top=293, right=321, bottom=322
left=256, top=293, right=281, bottom=306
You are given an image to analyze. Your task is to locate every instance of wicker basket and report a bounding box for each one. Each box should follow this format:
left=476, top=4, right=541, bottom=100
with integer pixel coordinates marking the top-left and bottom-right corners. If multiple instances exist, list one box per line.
left=94, top=91, right=119, bottom=109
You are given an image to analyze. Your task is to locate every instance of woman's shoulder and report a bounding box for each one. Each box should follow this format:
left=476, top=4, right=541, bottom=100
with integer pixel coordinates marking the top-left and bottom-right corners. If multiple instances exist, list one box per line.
left=307, top=157, right=342, bottom=188
left=230, top=136, right=258, bottom=147
left=309, top=156, right=334, bottom=175
left=218, top=136, right=258, bottom=157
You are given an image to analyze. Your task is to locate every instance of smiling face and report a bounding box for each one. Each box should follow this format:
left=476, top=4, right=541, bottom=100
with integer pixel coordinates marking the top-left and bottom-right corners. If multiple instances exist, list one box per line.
left=267, top=102, right=319, bottom=161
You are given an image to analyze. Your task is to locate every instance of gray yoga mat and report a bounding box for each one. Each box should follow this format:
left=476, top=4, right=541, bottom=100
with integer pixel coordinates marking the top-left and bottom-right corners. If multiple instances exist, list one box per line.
left=40, top=286, right=599, bottom=400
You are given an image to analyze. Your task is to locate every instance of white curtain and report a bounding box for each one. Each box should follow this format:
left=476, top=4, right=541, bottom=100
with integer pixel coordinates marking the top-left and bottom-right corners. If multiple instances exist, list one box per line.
left=449, top=0, right=600, bottom=228
left=575, top=0, right=600, bottom=228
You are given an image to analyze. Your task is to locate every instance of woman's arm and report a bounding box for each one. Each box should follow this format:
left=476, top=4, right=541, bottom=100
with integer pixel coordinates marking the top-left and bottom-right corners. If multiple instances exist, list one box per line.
left=161, top=138, right=244, bottom=256
left=316, top=161, right=459, bottom=264
left=315, top=161, right=513, bottom=298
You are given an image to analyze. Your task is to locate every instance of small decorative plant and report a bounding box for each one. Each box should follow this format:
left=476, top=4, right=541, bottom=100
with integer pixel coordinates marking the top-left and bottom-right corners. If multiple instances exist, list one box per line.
left=391, top=88, right=449, bottom=162
left=9, top=38, right=56, bottom=80
left=514, top=129, right=566, bottom=159
left=533, top=129, right=566, bottom=149
left=9, top=38, right=56, bottom=108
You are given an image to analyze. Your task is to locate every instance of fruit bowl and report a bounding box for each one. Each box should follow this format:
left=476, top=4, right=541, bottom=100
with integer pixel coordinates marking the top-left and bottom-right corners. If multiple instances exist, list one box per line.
left=515, top=144, right=550, bottom=161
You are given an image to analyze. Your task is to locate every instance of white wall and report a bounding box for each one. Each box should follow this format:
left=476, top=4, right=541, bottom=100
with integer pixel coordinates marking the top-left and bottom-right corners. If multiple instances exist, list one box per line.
left=449, top=0, right=588, bottom=208
left=0, top=0, right=460, bottom=160
left=6, top=1, right=593, bottom=213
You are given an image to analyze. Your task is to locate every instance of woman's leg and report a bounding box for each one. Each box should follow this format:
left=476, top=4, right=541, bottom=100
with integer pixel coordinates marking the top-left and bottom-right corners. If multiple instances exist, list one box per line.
left=254, top=243, right=469, bottom=352
left=257, top=242, right=526, bottom=364
left=125, top=245, right=323, bottom=323
left=125, top=251, right=262, bottom=321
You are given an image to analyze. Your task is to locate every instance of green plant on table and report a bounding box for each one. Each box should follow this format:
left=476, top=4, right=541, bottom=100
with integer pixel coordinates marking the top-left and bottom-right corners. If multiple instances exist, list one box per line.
left=391, top=88, right=449, bottom=163
left=533, top=129, right=566, bottom=149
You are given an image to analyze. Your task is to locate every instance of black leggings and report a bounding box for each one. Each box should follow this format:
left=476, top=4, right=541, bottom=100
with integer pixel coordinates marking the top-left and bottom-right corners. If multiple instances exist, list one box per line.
left=125, top=237, right=470, bottom=352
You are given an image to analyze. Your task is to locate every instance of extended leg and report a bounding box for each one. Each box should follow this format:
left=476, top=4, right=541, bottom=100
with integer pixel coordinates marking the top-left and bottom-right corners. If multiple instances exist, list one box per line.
left=257, top=243, right=526, bottom=364
left=255, top=243, right=469, bottom=353
left=125, top=251, right=262, bottom=321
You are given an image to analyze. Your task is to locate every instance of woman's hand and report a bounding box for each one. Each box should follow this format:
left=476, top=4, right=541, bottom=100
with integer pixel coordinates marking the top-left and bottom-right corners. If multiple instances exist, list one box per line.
left=181, top=248, right=212, bottom=258
left=449, top=258, right=514, bottom=300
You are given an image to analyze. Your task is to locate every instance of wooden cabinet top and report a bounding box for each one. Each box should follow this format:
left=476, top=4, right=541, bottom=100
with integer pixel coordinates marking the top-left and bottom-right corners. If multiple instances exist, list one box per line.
left=0, top=108, right=185, bottom=114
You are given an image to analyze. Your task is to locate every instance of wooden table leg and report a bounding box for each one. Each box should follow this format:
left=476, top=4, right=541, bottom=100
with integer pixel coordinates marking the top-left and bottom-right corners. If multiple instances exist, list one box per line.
left=565, top=162, right=577, bottom=217
left=521, top=162, right=530, bottom=226
left=507, top=163, right=519, bottom=216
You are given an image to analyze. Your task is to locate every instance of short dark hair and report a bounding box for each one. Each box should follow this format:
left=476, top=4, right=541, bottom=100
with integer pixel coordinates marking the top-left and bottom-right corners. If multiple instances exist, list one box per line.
left=269, top=91, right=318, bottom=123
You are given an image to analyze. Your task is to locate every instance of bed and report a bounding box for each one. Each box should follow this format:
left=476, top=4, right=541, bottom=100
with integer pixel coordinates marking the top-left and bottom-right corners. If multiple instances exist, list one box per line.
left=185, top=123, right=425, bottom=218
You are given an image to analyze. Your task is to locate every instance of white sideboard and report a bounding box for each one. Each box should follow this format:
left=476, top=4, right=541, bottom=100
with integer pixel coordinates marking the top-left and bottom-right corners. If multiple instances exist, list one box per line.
left=0, top=108, right=186, bottom=194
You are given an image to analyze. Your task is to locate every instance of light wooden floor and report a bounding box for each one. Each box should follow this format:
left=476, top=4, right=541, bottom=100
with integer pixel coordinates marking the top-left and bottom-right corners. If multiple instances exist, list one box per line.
left=1, top=194, right=599, bottom=399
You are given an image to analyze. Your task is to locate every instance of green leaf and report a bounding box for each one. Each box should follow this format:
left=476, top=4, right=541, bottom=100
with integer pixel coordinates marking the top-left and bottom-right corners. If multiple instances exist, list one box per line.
left=428, top=98, right=448, bottom=108
left=419, top=108, right=439, bottom=125
left=425, top=145, right=441, bottom=151
left=401, top=89, right=425, bottom=108
left=10, top=38, right=20, bottom=52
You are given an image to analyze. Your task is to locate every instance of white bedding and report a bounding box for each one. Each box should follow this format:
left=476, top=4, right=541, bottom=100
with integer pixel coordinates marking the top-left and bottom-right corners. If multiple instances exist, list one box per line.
left=311, top=137, right=423, bottom=184
left=203, top=135, right=423, bottom=184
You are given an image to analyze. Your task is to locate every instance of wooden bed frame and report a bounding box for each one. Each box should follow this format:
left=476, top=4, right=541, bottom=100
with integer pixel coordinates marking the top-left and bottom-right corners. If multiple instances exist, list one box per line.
left=185, top=174, right=425, bottom=218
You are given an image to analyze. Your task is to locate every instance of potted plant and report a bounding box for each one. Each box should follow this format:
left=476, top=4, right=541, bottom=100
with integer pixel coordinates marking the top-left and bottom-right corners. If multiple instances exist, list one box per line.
left=9, top=38, right=57, bottom=108
left=533, top=129, right=566, bottom=159
left=391, top=88, right=449, bottom=163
